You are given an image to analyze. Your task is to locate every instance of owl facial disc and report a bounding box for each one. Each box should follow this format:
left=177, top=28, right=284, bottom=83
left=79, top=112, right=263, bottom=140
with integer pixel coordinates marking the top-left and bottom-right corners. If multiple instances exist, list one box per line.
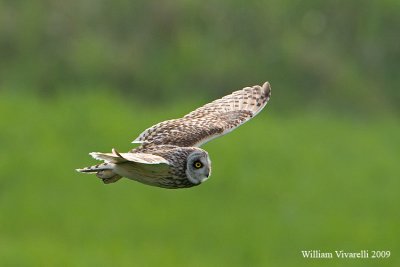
left=186, top=150, right=211, bottom=185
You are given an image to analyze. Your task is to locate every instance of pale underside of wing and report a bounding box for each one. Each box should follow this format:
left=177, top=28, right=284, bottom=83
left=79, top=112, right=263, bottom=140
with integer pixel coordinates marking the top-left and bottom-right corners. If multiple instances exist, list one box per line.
left=90, top=148, right=169, bottom=165
left=132, top=82, right=271, bottom=147
left=90, top=148, right=170, bottom=175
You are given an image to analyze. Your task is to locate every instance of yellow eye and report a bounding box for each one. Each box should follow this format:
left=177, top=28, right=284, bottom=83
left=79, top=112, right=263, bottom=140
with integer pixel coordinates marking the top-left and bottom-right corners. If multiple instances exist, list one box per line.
left=194, top=162, right=203, bottom=169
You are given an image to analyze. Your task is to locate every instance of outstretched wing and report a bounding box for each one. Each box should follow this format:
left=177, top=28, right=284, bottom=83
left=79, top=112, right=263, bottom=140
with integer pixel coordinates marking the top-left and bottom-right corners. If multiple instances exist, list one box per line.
left=90, top=148, right=170, bottom=165
left=132, top=82, right=271, bottom=147
left=77, top=148, right=170, bottom=182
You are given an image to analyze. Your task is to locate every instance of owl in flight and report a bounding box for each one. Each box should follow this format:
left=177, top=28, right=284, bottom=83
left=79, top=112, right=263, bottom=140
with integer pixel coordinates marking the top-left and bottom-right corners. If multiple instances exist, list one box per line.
left=77, top=82, right=271, bottom=189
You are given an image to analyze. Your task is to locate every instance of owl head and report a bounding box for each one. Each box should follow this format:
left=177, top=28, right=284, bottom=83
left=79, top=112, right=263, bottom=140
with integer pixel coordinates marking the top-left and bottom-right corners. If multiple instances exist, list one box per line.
left=186, top=149, right=211, bottom=185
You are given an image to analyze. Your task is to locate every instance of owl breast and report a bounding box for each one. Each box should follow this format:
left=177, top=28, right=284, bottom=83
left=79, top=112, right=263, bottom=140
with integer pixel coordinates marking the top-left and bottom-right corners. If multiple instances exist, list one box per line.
left=113, top=161, right=196, bottom=189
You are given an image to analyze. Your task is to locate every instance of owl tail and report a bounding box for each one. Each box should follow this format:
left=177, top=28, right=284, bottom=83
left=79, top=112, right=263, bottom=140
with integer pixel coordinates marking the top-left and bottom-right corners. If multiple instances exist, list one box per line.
left=76, top=162, right=122, bottom=184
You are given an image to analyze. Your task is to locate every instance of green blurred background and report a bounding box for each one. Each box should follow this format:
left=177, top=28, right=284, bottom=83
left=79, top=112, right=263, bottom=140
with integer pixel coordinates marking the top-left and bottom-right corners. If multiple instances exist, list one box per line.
left=0, top=1, right=399, bottom=266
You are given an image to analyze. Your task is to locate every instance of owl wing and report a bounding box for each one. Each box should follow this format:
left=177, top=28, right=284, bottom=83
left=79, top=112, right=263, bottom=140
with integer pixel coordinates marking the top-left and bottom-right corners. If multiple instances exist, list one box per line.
left=132, top=82, right=271, bottom=147
left=89, top=148, right=169, bottom=164
left=77, top=148, right=170, bottom=178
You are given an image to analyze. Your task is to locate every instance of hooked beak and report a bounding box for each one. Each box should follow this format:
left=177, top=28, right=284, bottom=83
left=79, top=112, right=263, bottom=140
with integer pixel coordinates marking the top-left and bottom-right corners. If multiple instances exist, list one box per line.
left=206, top=167, right=211, bottom=178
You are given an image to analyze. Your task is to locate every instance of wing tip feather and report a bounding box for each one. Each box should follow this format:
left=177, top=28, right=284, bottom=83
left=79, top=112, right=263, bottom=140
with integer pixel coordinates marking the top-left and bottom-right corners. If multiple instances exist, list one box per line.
left=261, top=81, right=271, bottom=99
left=89, top=152, right=102, bottom=160
left=247, top=81, right=271, bottom=115
left=112, top=148, right=122, bottom=158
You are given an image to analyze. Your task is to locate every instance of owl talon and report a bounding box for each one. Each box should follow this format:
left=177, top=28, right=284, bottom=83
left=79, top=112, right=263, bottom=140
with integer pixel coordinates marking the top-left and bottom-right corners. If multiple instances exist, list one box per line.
left=102, top=175, right=122, bottom=184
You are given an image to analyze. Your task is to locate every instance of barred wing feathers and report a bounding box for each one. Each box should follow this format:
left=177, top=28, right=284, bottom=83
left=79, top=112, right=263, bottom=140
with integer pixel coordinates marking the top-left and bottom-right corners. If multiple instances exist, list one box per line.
left=132, top=82, right=271, bottom=147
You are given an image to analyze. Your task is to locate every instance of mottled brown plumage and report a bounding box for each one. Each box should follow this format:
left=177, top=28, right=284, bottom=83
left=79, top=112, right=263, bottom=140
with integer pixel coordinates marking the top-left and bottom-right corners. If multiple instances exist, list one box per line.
left=133, top=82, right=270, bottom=147
left=77, top=82, right=271, bottom=189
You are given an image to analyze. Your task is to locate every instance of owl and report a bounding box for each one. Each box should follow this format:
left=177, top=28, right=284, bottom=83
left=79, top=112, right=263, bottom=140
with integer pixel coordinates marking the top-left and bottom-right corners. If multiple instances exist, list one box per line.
left=77, top=82, right=271, bottom=189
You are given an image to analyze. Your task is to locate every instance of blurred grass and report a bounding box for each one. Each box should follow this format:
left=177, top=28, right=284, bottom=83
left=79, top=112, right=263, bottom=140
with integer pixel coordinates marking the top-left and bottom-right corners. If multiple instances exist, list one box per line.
left=1, top=1, right=399, bottom=113
left=0, top=91, right=399, bottom=267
